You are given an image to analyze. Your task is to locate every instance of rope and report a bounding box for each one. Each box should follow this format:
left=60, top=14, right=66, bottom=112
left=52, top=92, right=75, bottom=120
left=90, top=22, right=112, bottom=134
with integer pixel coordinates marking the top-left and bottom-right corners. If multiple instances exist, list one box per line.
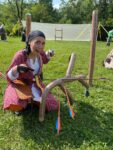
left=0, top=70, right=113, bottom=83
left=99, top=23, right=108, bottom=34
left=75, top=24, right=91, bottom=40
left=42, top=77, right=112, bottom=81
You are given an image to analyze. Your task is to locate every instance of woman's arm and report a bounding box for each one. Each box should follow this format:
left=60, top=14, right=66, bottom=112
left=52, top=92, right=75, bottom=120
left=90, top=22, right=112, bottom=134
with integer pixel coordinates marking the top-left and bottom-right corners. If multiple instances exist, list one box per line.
left=40, top=50, right=49, bottom=64
left=40, top=50, right=54, bottom=64
left=7, top=66, right=19, bottom=81
left=6, top=50, right=27, bottom=81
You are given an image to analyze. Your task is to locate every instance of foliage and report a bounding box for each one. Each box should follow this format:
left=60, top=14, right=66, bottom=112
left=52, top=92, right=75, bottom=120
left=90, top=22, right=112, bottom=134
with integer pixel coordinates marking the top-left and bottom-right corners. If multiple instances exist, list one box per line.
left=30, top=4, right=55, bottom=23
left=98, top=0, right=108, bottom=24
left=9, top=21, right=23, bottom=36
left=0, top=38, right=113, bottom=149
left=5, top=23, right=14, bottom=35
left=105, top=18, right=113, bottom=26
left=5, top=0, right=26, bottom=22
left=0, top=0, right=113, bottom=34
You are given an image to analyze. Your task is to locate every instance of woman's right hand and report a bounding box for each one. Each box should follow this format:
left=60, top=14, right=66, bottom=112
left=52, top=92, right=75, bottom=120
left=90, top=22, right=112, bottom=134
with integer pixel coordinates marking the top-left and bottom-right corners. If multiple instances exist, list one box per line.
left=17, top=64, right=34, bottom=73
left=12, top=64, right=34, bottom=75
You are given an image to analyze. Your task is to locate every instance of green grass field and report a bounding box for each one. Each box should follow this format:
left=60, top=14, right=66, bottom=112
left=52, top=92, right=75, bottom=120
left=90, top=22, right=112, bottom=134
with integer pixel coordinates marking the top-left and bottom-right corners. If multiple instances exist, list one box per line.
left=0, top=37, right=113, bottom=150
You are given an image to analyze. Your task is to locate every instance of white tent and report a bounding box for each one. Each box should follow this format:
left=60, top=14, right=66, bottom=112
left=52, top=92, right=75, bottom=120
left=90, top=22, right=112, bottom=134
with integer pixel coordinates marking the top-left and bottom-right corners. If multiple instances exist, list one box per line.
left=22, top=21, right=92, bottom=41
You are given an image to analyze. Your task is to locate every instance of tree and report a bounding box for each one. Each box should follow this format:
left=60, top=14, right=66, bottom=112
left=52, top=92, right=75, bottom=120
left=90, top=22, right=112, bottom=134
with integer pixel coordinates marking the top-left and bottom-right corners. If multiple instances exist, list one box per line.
left=28, top=0, right=59, bottom=23
left=59, top=0, right=96, bottom=24
left=29, top=4, right=57, bottom=23
left=59, top=0, right=80, bottom=24
left=98, top=0, right=108, bottom=24
left=6, top=0, right=26, bottom=23
left=76, top=0, right=97, bottom=23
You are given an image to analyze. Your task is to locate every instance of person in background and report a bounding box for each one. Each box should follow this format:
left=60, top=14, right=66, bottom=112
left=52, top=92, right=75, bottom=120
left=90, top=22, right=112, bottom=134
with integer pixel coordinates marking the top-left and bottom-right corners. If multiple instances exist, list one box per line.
left=106, top=29, right=113, bottom=46
left=21, top=29, right=26, bottom=42
left=3, top=30, right=58, bottom=115
left=0, top=24, right=7, bottom=41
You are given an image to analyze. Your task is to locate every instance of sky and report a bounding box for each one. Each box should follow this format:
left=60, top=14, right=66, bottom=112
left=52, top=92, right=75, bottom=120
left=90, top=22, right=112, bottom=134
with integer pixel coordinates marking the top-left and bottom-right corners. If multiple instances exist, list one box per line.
left=53, top=0, right=61, bottom=8
left=0, top=0, right=67, bottom=9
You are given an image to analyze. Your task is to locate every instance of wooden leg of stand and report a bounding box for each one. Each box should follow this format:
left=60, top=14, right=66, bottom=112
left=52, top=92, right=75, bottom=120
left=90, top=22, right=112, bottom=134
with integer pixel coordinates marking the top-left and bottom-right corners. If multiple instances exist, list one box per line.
left=59, top=84, right=74, bottom=105
left=39, top=92, right=47, bottom=122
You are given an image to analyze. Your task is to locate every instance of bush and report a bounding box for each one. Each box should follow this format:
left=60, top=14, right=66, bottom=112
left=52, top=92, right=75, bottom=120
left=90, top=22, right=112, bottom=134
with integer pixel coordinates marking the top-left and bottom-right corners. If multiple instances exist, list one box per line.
left=104, top=18, right=113, bottom=26
left=9, top=21, right=23, bottom=36
left=5, top=23, right=14, bottom=36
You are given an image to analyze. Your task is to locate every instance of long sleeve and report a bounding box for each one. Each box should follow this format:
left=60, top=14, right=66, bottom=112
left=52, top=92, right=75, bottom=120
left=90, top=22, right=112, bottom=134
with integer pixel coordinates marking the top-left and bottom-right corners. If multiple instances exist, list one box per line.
left=6, top=50, right=33, bottom=83
left=40, top=50, right=49, bottom=64
left=7, top=68, right=19, bottom=80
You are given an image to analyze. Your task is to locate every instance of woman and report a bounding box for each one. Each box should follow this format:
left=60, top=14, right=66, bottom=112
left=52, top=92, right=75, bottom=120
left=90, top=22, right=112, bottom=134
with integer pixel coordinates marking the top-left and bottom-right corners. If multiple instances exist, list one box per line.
left=3, top=30, right=58, bottom=114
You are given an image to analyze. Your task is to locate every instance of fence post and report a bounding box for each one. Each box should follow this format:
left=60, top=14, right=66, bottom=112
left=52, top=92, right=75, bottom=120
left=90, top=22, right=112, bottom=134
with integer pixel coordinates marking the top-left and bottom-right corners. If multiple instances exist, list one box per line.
left=26, top=13, right=31, bottom=39
left=88, top=10, right=98, bottom=86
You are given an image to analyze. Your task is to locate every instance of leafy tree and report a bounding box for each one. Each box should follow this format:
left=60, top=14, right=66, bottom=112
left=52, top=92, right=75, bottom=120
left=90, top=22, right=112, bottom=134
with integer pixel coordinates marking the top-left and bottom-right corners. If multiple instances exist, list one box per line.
left=98, top=0, right=108, bottom=24
left=77, top=0, right=97, bottom=23
left=108, top=4, right=113, bottom=18
left=29, top=1, right=59, bottom=23
left=59, top=0, right=79, bottom=24
left=59, top=0, right=96, bottom=24
left=5, top=0, right=27, bottom=23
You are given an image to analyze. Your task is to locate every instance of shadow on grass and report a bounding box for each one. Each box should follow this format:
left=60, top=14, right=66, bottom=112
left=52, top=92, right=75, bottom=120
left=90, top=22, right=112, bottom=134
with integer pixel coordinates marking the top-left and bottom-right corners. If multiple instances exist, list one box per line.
left=20, top=102, right=113, bottom=149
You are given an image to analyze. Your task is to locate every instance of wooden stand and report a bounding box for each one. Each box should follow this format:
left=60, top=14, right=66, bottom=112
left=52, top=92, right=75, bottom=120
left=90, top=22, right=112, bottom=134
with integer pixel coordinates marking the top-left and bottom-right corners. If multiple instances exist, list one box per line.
left=39, top=53, right=89, bottom=122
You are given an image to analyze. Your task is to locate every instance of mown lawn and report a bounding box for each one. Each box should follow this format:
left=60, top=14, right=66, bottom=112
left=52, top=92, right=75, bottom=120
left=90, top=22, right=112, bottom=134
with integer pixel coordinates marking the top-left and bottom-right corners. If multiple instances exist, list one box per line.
left=0, top=37, right=113, bottom=150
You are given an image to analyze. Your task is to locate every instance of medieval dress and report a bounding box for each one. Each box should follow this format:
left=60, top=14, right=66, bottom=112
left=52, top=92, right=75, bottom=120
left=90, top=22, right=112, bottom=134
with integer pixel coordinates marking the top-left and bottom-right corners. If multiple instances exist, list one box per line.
left=3, top=49, right=58, bottom=112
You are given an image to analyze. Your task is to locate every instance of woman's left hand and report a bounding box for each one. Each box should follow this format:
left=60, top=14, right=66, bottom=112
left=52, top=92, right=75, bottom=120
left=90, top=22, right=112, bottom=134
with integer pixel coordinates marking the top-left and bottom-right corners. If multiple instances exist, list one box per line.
left=46, top=49, right=55, bottom=59
left=48, top=49, right=54, bottom=57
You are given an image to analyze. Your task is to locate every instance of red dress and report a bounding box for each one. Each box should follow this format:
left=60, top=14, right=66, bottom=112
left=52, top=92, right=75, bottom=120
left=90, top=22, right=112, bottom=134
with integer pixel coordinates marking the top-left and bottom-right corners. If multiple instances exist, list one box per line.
left=3, top=49, right=58, bottom=112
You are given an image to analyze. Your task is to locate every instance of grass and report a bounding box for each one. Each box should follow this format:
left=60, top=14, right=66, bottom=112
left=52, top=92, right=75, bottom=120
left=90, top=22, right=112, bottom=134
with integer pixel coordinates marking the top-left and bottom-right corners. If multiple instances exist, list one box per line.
left=0, top=37, right=113, bottom=150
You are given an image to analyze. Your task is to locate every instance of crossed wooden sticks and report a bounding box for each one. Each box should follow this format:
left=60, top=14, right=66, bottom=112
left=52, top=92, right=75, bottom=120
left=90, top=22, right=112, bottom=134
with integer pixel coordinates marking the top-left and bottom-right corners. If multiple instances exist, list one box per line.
left=39, top=53, right=89, bottom=122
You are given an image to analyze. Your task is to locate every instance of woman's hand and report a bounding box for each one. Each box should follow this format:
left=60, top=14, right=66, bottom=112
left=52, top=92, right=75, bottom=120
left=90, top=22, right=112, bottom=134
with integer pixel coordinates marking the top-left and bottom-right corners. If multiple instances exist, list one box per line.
left=17, top=64, right=34, bottom=73
left=48, top=49, right=54, bottom=57
left=12, top=64, right=34, bottom=75
left=46, top=49, right=55, bottom=59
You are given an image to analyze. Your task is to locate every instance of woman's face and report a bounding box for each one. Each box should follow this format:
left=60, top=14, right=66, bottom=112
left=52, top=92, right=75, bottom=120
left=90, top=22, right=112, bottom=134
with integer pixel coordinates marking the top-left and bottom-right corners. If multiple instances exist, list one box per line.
left=29, top=36, right=45, bottom=54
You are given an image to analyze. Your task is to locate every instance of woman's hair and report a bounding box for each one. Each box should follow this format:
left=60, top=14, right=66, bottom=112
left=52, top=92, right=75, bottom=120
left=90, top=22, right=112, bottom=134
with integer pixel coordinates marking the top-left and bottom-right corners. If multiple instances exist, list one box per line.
left=26, top=30, right=46, bottom=55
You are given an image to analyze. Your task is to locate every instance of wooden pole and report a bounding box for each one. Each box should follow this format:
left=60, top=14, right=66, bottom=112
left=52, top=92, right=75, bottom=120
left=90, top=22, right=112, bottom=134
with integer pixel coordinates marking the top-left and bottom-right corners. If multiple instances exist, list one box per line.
left=66, top=53, right=76, bottom=77
left=88, top=10, right=98, bottom=86
left=26, top=13, right=31, bottom=40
